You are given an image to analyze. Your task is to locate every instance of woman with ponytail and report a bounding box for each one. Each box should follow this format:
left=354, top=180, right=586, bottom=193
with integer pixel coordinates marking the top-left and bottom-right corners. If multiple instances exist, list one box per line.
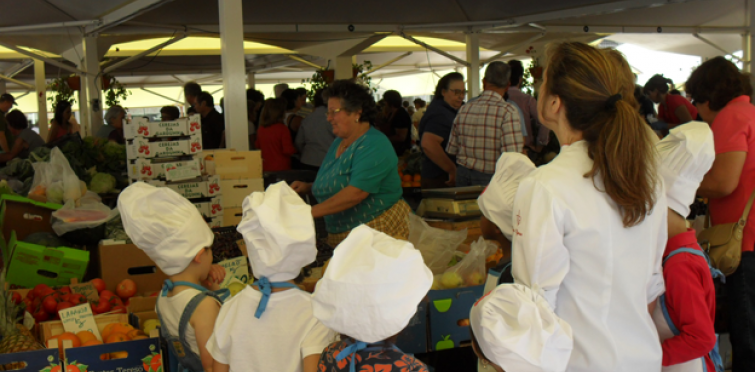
left=510, top=42, right=667, bottom=372
left=644, top=74, right=698, bottom=131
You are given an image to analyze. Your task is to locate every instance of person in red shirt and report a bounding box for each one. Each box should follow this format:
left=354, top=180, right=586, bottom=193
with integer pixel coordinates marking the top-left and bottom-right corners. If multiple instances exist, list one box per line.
left=689, top=56, right=755, bottom=372
left=653, top=122, right=720, bottom=372
left=644, top=74, right=698, bottom=132
left=256, top=98, right=297, bottom=172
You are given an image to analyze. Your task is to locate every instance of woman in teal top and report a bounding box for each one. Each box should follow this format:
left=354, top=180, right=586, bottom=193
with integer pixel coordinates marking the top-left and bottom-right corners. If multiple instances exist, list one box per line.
left=292, top=81, right=410, bottom=247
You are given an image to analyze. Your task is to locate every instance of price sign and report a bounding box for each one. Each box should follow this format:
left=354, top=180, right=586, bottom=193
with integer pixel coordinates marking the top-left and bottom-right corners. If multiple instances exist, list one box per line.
left=58, top=303, right=102, bottom=341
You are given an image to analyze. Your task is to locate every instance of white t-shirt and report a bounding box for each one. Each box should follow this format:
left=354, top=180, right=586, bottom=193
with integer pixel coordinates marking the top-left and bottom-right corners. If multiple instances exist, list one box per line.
left=512, top=140, right=667, bottom=372
left=207, top=287, right=336, bottom=372
left=157, top=288, right=219, bottom=356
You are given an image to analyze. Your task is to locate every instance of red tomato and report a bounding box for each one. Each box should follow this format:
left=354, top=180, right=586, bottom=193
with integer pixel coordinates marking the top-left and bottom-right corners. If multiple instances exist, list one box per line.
left=23, top=298, right=33, bottom=313
left=56, top=302, right=73, bottom=312
left=109, top=296, right=124, bottom=308
left=11, top=292, right=22, bottom=305
left=89, top=278, right=106, bottom=294
left=50, top=366, right=61, bottom=372
left=116, top=279, right=137, bottom=300
left=91, top=300, right=111, bottom=314
left=33, top=284, right=51, bottom=299
left=58, top=286, right=72, bottom=294
left=43, top=296, right=59, bottom=314
left=33, top=308, right=49, bottom=323
left=150, top=354, right=162, bottom=371
left=26, top=290, right=36, bottom=300
left=65, top=365, right=80, bottom=372
left=60, top=293, right=71, bottom=302
left=99, top=290, right=116, bottom=302
left=69, top=294, right=86, bottom=306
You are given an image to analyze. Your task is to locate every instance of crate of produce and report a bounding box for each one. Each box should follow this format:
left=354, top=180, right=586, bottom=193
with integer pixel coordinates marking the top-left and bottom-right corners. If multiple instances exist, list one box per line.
left=194, top=197, right=223, bottom=219
left=96, top=242, right=168, bottom=296
left=127, top=296, right=159, bottom=332
left=0, top=348, right=60, bottom=372
left=127, top=137, right=202, bottom=159
left=207, top=150, right=263, bottom=180
left=5, top=231, right=89, bottom=289
left=219, top=178, right=263, bottom=208
left=395, top=299, right=429, bottom=355
left=427, top=285, right=484, bottom=351
left=149, top=175, right=221, bottom=199
left=125, top=114, right=201, bottom=139
left=127, top=157, right=202, bottom=182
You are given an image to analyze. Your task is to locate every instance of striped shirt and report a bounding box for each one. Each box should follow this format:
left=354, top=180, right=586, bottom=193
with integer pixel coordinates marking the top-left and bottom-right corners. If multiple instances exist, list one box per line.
left=446, top=90, right=523, bottom=174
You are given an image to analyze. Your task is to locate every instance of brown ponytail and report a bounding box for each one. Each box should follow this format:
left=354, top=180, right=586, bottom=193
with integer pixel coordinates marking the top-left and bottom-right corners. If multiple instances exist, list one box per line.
left=544, top=42, right=658, bottom=227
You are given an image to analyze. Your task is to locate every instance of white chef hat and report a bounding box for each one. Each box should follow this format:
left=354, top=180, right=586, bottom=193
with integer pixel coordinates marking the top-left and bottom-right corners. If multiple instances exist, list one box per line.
left=312, top=225, right=433, bottom=343
left=478, top=153, right=536, bottom=240
left=118, top=182, right=214, bottom=276
left=657, top=121, right=715, bottom=217
left=470, top=284, right=573, bottom=372
left=236, top=181, right=316, bottom=282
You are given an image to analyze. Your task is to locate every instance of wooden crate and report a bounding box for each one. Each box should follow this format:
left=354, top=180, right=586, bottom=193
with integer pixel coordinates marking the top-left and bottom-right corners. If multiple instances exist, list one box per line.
left=425, top=219, right=482, bottom=245
left=212, top=151, right=262, bottom=180
left=223, top=207, right=243, bottom=227
left=219, top=178, right=264, bottom=208
left=40, top=313, right=129, bottom=343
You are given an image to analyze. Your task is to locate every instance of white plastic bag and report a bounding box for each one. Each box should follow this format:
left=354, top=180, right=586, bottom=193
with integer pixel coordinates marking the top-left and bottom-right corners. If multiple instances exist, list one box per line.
left=51, top=199, right=118, bottom=235
left=406, top=214, right=467, bottom=275
left=439, top=237, right=497, bottom=289
left=28, top=148, right=82, bottom=204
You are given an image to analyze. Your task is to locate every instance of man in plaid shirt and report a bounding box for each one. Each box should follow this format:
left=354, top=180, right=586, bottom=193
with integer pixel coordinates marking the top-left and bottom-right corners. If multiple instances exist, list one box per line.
left=447, top=61, right=524, bottom=186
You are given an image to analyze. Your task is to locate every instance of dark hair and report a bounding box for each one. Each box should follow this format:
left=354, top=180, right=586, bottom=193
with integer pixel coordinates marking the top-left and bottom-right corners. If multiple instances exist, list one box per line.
left=197, top=92, right=214, bottom=108
left=187, top=106, right=197, bottom=115
left=246, top=89, right=265, bottom=102
left=413, top=98, right=426, bottom=108
left=295, top=87, right=308, bottom=98
left=508, top=60, right=525, bottom=86
left=281, top=89, right=300, bottom=110
left=53, top=100, right=72, bottom=127
left=183, top=82, right=202, bottom=98
left=313, top=89, right=326, bottom=108
left=383, top=90, right=403, bottom=108
left=643, top=74, right=672, bottom=94
left=260, top=98, right=287, bottom=127
left=402, top=101, right=410, bottom=108
left=434, top=72, right=465, bottom=99
left=686, top=56, right=753, bottom=111
left=160, top=106, right=180, bottom=120
left=545, top=42, right=657, bottom=227
left=323, top=80, right=378, bottom=124
left=6, top=110, right=27, bottom=130
left=669, top=89, right=681, bottom=95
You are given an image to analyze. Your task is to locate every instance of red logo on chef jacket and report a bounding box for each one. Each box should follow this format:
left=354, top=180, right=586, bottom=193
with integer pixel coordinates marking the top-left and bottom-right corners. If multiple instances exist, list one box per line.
left=513, top=211, right=523, bottom=236
left=474, top=290, right=494, bottom=307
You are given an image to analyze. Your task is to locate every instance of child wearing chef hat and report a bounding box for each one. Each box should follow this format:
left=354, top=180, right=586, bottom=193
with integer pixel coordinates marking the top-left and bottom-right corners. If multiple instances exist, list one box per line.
left=118, top=182, right=226, bottom=372
left=206, top=182, right=336, bottom=372
left=477, top=153, right=536, bottom=261
left=652, top=121, right=722, bottom=372
left=312, top=225, right=433, bottom=372
left=470, top=284, right=574, bottom=372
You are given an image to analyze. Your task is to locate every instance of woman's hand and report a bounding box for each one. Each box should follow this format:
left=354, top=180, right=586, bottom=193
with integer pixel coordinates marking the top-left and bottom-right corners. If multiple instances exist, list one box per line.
left=291, top=181, right=313, bottom=194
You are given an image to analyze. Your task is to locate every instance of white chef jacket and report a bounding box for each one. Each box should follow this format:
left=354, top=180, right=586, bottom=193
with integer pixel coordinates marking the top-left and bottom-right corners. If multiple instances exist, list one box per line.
left=512, top=141, right=667, bottom=372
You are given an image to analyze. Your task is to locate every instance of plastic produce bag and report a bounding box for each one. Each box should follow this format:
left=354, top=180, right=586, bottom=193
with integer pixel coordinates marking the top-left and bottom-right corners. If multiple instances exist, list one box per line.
left=51, top=198, right=118, bottom=236
left=436, top=237, right=497, bottom=289
left=406, top=213, right=467, bottom=275
left=28, top=147, right=82, bottom=204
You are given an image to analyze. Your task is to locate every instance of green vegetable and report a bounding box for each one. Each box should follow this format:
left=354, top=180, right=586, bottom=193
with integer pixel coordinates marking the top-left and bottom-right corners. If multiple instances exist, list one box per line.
left=46, top=181, right=64, bottom=204
left=0, top=180, right=15, bottom=197
left=89, top=172, right=116, bottom=194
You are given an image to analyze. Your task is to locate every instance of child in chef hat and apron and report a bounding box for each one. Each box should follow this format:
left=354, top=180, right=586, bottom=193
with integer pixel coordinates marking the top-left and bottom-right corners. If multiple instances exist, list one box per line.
left=470, top=283, right=574, bottom=372
left=652, top=121, right=723, bottom=372
left=119, top=182, right=227, bottom=372
left=206, top=181, right=336, bottom=372
left=312, top=225, right=433, bottom=372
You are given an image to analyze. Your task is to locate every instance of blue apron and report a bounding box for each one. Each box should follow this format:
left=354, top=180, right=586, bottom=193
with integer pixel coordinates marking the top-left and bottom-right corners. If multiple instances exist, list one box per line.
left=335, top=340, right=404, bottom=372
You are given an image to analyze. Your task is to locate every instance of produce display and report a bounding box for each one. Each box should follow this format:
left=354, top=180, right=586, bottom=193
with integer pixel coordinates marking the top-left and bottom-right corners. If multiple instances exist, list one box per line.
left=0, top=271, right=43, bottom=369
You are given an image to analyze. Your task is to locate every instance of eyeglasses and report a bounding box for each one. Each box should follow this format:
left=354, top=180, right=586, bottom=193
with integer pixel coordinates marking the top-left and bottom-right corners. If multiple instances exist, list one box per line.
left=449, top=89, right=467, bottom=97
left=326, top=108, right=344, bottom=117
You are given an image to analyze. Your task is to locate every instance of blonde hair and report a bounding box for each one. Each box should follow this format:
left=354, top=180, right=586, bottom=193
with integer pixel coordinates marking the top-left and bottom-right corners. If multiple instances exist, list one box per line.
left=544, top=42, right=658, bottom=227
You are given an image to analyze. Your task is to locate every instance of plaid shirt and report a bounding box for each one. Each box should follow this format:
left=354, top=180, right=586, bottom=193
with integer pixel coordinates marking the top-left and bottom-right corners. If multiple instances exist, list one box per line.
left=446, top=90, right=523, bottom=174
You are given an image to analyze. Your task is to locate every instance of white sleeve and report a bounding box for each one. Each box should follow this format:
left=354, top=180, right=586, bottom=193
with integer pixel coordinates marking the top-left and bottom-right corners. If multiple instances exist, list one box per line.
left=647, top=198, right=668, bottom=304
left=511, top=176, right=569, bottom=310
left=301, top=320, right=336, bottom=359
left=205, top=304, right=233, bottom=364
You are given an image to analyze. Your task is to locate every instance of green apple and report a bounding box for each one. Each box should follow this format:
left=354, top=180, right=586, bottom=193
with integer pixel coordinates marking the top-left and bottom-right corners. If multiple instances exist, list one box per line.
left=435, top=335, right=455, bottom=351
left=228, top=282, right=247, bottom=297
left=465, top=272, right=484, bottom=286
left=441, top=272, right=463, bottom=289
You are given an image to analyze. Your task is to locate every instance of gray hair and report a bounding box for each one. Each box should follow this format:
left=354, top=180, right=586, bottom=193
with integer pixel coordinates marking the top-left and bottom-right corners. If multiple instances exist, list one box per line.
left=484, top=61, right=511, bottom=89
left=105, top=105, right=126, bottom=125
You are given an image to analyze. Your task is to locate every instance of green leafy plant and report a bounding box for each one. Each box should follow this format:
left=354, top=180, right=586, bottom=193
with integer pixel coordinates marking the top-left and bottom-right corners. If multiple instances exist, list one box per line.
left=46, top=76, right=76, bottom=110
left=354, top=61, right=377, bottom=94
left=302, top=69, right=330, bottom=103
left=104, top=76, right=131, bottom=107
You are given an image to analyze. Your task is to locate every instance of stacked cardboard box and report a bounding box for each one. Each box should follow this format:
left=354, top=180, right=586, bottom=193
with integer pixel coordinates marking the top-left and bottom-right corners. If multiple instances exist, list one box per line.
left=204, top=150, right=264, bottom=227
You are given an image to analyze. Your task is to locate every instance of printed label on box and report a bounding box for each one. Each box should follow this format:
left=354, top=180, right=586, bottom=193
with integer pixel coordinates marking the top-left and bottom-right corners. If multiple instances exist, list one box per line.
left=166, top=160, right=202, bottom=182
left=126, top=114, right=201, bottom=139
left=128, top=137, right=202, bottom=159
left=194, top=197, right=223, bottom=218
left=167, top=175, right=221, bottom=199
left=71, top=282, right=99, bottom=302
left=219, top=256, right=249, bottom=285
left=59, top=303, right=102, bottom=341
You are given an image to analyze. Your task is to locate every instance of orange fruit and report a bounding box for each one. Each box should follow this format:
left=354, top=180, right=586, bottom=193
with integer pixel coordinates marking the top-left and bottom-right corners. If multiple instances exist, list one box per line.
left=101, top=323, right=117, bottom=340
left=402, top=174, right=412, bottom=182
left=82, top=339, right=103, bottom=347
left=76, top=331, right=97, bottom=345
left=411, top=181, right=421, bottom=187
left=413, top=174, right=421, bottom=182
left=110, top=351, right=128, bottom=359
left=131, top=335, right=148, bottom=340
left=57, top=332, right=81, bottom=348
left=106, top=332, right=129, bottom=344
left=126, top=329, right=145, bottom=339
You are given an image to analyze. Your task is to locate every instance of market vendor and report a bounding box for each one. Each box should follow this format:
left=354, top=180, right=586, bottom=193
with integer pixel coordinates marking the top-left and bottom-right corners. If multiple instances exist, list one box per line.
left=97, top=105, right=126, bottom=144
left=291, top=80, right=409, bottom=247
left=0, top=110, right=45, bottom=163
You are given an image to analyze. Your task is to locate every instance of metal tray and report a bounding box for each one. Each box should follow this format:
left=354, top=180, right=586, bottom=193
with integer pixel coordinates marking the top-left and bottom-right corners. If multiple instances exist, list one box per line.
left=421, top=186, right=485, bottom=200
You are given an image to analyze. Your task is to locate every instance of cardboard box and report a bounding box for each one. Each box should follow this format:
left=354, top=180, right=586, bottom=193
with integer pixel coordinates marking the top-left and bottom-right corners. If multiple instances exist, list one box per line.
left=97, top=243, right=168, bottom=295
left=223, top=207, right=243, bottom=227
left=207, top=216, right=224, bottom=228
left=125, top=114, right=201, bottom=139
left=395, top=299, right=429, bottom=355
left=152, top=175, right=221, bottom=199
left=194, top=197, right=223, bottom=218
left=128, top=157, right=202, bottom=181
left=211, top=151, right=262, bottom=180
left=220, top=178, right=264, bottom=208
left=6, top=231, right=89, bottom=289
left=127, top=137, right=202, bottom=159
left=128, top=296, right=158, bottom=330
left=427, top=285, right=484, bottom=351
left=0, top=348, right=59, bottom=372
left=0, top=195, right=61, bottom=263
